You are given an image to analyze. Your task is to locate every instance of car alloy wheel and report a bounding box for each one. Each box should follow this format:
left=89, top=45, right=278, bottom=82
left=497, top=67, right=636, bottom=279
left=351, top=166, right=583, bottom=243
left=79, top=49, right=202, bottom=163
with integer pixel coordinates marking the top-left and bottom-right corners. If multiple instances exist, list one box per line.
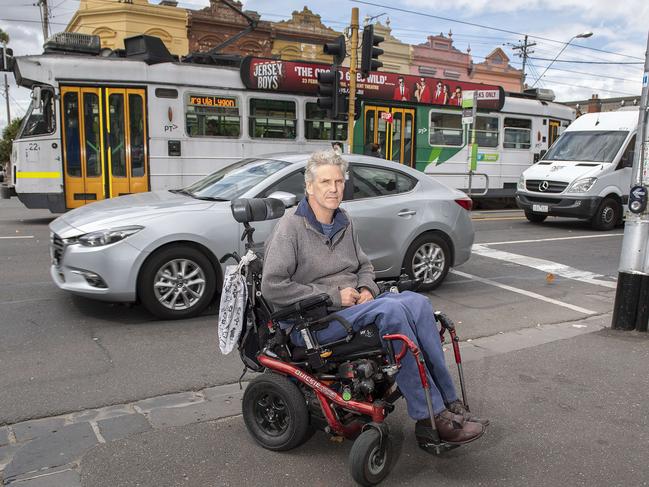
left=403, top=233, right=451, bottom=292
left=153, top=258, right=206, bottom=311
left=412, top=242, right=445, bottom=284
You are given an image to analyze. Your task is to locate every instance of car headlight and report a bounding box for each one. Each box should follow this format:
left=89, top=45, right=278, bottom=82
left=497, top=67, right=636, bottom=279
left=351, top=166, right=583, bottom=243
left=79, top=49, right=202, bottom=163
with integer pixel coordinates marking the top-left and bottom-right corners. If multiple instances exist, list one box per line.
left=517, top=175, right=525, bottom=191
left=78, top=226, right=143, bottom=247
left=567, top=177, right=597, bottom=193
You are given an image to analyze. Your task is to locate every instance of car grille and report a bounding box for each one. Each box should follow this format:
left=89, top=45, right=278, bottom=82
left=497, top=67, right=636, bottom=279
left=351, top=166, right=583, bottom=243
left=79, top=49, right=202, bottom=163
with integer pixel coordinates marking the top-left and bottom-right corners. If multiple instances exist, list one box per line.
left=51, top=233, right=64, bottom=265
left=525, top=180, right=569, bottom=193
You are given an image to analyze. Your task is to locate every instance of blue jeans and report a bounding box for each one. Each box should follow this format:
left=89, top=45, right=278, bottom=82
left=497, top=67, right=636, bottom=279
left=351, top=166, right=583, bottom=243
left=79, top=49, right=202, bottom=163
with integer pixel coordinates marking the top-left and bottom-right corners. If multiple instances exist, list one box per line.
left=290, top=291, right=458, bottom=420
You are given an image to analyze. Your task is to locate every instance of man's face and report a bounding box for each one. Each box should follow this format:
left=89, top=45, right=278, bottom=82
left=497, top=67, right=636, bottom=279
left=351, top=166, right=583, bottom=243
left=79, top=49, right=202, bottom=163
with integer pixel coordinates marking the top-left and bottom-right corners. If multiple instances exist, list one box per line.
left=437, top=82, right=442, bottom=90
left=420, top=78, right=425, bottom=85
left=399, top=78, right=404, bottom=86
left=306, top=164, right=345, bottom=212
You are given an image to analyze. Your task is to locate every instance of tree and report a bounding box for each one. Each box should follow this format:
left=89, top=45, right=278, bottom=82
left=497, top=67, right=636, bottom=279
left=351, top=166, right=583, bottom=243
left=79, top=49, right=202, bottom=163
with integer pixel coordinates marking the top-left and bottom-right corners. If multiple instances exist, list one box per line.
left=0, top=28, right=8, bottom=45
left=0, top=117, right=22, bottom=167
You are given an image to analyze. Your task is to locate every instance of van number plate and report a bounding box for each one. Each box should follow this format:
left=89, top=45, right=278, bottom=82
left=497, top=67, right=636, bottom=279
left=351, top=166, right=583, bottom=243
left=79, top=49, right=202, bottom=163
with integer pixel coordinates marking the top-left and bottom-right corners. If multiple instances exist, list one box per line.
left=532, top=204, right=549, bottom=213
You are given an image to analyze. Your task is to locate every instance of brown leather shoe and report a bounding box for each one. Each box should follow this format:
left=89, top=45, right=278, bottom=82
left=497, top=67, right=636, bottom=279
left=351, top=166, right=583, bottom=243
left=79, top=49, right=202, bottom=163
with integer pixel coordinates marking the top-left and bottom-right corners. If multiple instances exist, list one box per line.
left=415, top=410, right=485, bottom=446
left=447, top=400, right=490, bottom=426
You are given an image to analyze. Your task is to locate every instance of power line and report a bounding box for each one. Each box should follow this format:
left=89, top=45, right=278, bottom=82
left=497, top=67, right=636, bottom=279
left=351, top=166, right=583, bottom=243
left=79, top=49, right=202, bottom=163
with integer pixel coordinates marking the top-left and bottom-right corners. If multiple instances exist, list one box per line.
left=349, top=0, right=645, bottom=61
left=529, top=77, right=639, bottom=97
left=528, top=57, right=643, bottom=65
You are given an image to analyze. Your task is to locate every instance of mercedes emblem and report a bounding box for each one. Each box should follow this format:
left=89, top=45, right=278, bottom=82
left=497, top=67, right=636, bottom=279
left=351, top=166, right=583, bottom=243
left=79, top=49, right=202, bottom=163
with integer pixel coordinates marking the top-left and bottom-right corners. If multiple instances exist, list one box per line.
left=539, top=181, right=549, bottom=192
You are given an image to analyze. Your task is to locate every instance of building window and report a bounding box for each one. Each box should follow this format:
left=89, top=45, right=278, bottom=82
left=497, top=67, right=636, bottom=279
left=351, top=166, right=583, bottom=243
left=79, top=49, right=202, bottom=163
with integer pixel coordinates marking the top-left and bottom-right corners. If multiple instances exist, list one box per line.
left=429, top=111, right=463, bottom=146
left=304, top=103, right=347, bottom=141
left=475, top=116, right=499, bottom=148
left=503, top=117, right=532, bottom=149
left=185, top=94, right=240, bottom=137
left=249, top=99, right=296, bottom=139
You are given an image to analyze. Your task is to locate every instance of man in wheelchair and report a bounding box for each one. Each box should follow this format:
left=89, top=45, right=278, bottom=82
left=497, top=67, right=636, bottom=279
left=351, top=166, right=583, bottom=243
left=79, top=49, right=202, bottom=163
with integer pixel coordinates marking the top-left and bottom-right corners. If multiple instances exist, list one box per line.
left=261, top=150, right=487, bottom=447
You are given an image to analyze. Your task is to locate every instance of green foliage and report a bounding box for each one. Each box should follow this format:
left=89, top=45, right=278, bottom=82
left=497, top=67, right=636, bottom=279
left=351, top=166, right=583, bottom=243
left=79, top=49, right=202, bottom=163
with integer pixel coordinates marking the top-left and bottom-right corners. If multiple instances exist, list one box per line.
left=0, top=117, right=22, bottom=165
left=0, top=28, right=8, bottom=46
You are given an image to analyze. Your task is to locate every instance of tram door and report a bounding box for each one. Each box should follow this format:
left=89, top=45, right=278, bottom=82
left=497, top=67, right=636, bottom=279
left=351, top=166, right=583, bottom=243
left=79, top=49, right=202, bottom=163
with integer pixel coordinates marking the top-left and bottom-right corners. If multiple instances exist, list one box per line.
left=363, top=106, right=415, bottom=167
left=548, top=119, right=561, bottom=147
left=60, top=86, right=148, bottom=209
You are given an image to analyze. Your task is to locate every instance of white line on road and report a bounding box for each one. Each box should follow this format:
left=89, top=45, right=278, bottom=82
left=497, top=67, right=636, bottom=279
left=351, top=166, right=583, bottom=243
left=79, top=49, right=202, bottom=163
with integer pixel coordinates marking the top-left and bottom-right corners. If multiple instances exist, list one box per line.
left=450, top=269, right=598, bottom=315
left=472, top=244, right=617, bottom=289
left=0, top=235, right=34, bottom=239
left=481, top=233, right=623, bottom=246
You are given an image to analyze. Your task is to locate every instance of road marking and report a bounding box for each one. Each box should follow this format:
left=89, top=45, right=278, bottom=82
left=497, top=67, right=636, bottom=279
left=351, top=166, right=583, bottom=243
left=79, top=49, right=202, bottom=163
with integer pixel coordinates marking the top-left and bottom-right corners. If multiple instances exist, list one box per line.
left=481, top=233, right=623, bottom=246
left=89, top=420, right=106, bottom=444
left=450, top=269, right=598, bottom=315
left=472, top=244, right=617, bottom=289
left=0, top=235, right=34, bottom=239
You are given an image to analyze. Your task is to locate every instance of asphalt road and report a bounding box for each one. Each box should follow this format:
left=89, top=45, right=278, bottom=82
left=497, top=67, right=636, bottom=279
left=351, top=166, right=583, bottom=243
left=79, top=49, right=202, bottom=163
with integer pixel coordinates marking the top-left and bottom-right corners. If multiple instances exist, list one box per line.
left=0, top=197, right=623, bottom=425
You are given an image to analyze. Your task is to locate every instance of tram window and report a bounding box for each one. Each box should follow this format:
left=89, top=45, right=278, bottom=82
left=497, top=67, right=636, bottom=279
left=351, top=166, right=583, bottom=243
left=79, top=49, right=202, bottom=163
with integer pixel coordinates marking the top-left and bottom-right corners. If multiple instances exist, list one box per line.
left=108, top=94, right=127, bottom=177
left=19, top=89, right=55, bottom=138
left=351, top=166, right=416, bottom=199
left=249, top=99, right=296, bottom=139
left=185, top=94, right=240, bottom=138
left=504, top=117, right=532, bottom=149
left=429, top=112, right=462, bottom=146
left=475, top=116, right=499, bottom=148
left=83, top=92, right=101, bottom=177
left=155, top=88, right=178, bottom=99
left=63, top=92, right=81, bottom=177
left=304, top=103, right=347, bottom=140
left=129, top=94, right=146, bottom=177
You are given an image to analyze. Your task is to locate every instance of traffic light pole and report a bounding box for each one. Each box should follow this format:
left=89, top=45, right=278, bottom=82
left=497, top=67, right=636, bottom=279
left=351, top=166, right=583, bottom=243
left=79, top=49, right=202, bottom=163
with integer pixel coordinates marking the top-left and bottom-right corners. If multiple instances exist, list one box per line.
left=346, top=8, right=359, bottom=153
left=612, top=31, right=649, bottom=332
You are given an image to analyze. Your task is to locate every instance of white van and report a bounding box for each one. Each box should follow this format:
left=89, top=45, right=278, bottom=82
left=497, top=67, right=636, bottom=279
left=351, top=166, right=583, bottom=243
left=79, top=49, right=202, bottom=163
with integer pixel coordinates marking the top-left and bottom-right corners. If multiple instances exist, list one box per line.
left=515, top=108, right=637, bottom=230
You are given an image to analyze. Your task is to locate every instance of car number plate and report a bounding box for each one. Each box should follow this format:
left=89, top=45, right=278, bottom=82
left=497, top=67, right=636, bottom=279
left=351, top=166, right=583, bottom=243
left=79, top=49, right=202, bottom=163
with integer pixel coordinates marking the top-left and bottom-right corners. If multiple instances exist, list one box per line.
left=532, top=204, right=549, bottom=213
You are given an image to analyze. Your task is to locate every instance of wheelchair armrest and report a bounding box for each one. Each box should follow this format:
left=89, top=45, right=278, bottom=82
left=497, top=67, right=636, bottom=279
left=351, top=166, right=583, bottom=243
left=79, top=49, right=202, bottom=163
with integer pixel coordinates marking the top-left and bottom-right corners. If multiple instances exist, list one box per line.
left=271, top=293, right=333, bottom=321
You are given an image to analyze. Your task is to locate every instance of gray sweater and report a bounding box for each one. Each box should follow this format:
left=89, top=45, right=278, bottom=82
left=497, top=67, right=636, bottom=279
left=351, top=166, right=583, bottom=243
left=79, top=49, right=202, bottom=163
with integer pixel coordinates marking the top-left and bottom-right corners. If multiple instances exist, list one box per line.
left=261, top=199, right=380, bottom=309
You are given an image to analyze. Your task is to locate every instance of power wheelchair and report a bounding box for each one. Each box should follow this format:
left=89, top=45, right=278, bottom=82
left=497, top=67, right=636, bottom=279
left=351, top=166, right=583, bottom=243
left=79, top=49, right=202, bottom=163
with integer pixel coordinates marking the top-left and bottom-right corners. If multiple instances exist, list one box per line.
left=221, top=197, right=474, bottom=486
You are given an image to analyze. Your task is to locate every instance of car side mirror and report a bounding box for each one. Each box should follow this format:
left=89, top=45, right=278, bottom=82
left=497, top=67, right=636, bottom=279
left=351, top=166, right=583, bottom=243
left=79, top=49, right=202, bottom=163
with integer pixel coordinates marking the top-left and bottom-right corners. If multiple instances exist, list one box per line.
left=266, top=191, right=297, bottom=208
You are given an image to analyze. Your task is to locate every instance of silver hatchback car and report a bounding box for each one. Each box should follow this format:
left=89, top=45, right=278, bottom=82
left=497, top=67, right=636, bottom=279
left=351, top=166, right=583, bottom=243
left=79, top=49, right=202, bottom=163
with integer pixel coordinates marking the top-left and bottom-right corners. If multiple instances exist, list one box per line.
left=49, top=153, right=474, bottom=319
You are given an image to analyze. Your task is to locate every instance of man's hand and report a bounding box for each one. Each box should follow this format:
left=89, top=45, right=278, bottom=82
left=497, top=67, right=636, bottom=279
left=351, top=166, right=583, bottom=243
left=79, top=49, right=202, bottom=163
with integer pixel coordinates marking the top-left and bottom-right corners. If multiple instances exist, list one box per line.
left=357, top=288, right=374, bottom=304
left=340, top=287, right=361, bottom=307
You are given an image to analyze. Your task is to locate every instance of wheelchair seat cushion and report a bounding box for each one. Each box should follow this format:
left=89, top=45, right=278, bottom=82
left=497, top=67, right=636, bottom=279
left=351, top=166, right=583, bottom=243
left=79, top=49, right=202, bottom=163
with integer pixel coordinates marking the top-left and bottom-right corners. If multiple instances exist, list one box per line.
left=291, top=324, right=383, bottom=361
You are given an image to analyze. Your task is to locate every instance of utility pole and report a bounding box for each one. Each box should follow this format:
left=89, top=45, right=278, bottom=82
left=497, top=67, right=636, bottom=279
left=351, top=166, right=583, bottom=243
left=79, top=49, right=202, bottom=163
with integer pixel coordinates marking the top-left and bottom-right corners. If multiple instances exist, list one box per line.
left=3, top=74, right=9, bottom=125
left=611, top=31, right=649, bottom=332
left=38, top=0, right=50, bottom=42
left=511, top=35, right=536, bottom=91
left=346, top=7, right=359, bottom=154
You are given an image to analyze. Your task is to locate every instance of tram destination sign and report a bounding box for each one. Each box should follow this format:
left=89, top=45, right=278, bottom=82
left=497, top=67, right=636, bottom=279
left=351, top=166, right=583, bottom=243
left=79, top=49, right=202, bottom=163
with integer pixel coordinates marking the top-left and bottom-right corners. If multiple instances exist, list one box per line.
left=240, top=57, right=505, bottom=111
left=188, top=95, right=237, bottom=108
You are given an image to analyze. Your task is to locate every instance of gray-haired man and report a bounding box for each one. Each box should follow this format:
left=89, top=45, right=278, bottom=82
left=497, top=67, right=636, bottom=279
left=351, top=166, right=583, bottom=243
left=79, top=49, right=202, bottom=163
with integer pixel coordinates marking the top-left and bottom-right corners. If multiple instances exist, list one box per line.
left=261, top=150, right=487, bottom=446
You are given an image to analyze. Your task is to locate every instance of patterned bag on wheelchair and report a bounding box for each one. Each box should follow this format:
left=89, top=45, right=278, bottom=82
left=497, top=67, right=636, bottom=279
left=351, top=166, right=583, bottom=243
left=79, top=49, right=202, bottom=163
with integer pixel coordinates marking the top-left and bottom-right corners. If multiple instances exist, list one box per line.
left=218, top=264, right=248, bottom=354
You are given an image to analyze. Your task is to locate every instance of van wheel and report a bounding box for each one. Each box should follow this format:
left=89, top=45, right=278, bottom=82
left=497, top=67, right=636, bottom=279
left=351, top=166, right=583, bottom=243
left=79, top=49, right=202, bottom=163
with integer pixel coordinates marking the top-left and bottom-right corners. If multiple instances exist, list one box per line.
left=591, top=198, right=620, bottom=231
left=525, top=211, right=547, bottom=223
left=138, top=245, right=217, bottom=320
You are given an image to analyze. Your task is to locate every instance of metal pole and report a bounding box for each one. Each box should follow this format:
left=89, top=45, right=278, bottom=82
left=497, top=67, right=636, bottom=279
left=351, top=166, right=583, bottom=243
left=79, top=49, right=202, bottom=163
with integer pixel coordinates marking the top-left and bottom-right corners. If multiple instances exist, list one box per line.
left=3, top=74, right=9, bottom=125
left=520, top=35, right=528, bottom=91
left=39, top=0, right=50, bottom=42
left=612, top=31, right=649, bottom=331
left=346, top=7, right=359, bottom=154
left=468, top=91, right=477, bottom=196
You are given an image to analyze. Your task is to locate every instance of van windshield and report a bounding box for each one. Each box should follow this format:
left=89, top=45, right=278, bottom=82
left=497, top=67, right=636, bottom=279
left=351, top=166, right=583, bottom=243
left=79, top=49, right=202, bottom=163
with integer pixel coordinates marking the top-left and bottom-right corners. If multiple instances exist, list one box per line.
left=543, top=130, right=628, bottom=163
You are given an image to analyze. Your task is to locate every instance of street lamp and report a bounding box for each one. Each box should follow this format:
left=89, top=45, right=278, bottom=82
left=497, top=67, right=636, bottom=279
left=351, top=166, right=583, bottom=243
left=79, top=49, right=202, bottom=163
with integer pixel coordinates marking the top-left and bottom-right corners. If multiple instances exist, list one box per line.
left=532, top=31, right=593, bottom=87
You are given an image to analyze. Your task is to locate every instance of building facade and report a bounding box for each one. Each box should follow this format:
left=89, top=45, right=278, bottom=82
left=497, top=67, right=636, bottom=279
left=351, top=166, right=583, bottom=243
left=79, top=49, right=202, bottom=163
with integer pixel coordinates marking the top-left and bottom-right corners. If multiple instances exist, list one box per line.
left=66, top=0, right=188, bottom=56
left=563, top=94, right=641, bottom=116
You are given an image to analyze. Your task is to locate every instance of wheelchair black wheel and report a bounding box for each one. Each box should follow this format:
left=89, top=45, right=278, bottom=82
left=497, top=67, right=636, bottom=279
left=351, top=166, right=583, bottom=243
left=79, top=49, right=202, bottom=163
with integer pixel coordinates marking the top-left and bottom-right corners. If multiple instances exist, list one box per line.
left=243, top=373, right=313, bottom=451
left=349, top=428, right=394, bottom=486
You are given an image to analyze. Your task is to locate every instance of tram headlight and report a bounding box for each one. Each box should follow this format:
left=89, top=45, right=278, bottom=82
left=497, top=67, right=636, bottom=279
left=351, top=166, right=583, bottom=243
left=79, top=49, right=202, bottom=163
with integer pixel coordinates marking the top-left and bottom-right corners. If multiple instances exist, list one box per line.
left=78, top=226, right=143, bottom=247
left=567, top=177, right=597, bottom=193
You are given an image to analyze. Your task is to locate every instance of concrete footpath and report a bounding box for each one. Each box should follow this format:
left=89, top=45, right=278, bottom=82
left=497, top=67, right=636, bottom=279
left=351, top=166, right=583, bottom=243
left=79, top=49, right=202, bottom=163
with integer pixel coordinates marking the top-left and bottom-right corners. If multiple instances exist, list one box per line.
left=2, top=313, right=649, bottom=486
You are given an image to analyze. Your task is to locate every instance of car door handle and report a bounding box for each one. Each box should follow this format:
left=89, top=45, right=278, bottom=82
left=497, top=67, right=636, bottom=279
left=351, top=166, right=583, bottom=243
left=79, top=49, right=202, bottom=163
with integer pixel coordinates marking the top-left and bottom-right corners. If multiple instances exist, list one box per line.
left=397, top=209, right=417, bottom=217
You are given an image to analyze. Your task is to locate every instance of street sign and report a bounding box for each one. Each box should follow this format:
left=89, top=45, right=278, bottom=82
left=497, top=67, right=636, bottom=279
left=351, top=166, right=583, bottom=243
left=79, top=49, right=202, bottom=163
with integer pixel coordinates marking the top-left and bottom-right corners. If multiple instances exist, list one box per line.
left=462, top=108, right=473, bottom=124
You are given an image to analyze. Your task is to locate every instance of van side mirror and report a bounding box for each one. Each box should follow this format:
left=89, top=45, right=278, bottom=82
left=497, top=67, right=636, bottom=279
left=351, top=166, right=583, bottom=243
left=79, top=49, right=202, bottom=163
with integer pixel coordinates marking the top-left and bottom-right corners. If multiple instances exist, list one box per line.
left=540, top=149, right=547, bottom=159
left=622, top=152, right=635, bottom=168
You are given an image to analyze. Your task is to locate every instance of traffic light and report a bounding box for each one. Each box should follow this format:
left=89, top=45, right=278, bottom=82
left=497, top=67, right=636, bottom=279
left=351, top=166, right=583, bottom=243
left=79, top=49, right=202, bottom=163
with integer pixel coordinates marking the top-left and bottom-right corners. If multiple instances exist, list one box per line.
left=0, top=47, right=14, bottom=72
left=323, top=35, right=347, bottom=66
left=317, top=67, right=345, bottom=119
left=360, top=24, right=384, bottom=77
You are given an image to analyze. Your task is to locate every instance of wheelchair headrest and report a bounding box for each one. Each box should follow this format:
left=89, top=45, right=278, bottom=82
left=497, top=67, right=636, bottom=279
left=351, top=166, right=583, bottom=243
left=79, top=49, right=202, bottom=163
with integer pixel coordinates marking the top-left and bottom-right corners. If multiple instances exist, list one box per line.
left=231, top=198, right=285, bottom=224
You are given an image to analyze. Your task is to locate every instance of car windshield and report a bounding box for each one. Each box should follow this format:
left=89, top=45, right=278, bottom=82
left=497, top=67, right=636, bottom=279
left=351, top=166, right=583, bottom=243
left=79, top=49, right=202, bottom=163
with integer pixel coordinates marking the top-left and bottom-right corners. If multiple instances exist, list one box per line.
left=543, top=130, right=628, bottom=163
left=182, top=158, right=293, bottom=200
